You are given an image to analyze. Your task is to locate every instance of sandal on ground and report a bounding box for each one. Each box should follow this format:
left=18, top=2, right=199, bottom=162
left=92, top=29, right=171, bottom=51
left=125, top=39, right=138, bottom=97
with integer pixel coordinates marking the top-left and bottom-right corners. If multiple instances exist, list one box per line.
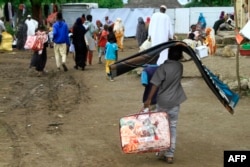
left=166, top=157, right=174, bottom=164
left=155, top=152, right=165, bottom=160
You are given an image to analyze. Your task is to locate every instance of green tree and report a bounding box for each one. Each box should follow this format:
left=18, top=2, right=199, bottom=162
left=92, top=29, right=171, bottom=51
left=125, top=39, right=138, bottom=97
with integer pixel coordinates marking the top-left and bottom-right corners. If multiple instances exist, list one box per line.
left=185, top=0, right=233, bottom=7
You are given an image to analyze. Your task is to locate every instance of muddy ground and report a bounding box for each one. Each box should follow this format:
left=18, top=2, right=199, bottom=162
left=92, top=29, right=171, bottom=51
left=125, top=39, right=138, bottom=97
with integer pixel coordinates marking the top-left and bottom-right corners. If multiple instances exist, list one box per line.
left=0, top=38, right=250, bottom=167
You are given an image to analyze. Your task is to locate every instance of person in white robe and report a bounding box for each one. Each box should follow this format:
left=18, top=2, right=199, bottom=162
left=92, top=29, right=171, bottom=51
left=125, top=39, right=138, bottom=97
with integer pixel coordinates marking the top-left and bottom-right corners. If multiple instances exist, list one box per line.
left=25, top=15, right=38, bottom=36
left=148, top=5, right=174, bottom=65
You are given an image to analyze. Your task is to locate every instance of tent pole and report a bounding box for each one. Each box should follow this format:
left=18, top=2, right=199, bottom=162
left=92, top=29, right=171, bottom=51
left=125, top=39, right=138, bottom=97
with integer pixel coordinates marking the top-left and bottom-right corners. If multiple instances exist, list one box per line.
left=234, top=0, right=242, bottom=94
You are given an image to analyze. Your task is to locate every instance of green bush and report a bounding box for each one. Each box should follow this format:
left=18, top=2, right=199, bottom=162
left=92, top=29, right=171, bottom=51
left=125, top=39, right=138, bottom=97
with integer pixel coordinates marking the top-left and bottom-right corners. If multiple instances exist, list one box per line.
left=5, top=23, right=16, bottom=37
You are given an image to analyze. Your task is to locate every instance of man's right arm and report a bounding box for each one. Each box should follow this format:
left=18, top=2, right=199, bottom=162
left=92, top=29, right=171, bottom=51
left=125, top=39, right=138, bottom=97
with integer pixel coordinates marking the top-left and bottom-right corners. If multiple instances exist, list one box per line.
left=144, top=84, right=158, bottom=108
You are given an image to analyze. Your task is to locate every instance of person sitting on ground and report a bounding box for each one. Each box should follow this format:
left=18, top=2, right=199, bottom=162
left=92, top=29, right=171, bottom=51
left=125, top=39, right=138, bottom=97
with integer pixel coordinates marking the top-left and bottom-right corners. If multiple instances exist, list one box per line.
left=183, top=24, right=203, bottom=50
left=187, top=24, right=197, bottom=40
left=213, top=14, right=228, bottom=35
left=219, top=14, right=235, bottom=31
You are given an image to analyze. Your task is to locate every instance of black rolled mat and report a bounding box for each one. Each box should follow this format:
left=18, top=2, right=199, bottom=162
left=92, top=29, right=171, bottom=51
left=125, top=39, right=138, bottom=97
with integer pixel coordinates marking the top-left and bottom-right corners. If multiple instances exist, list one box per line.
left=109, top=40, right=239, bottom=114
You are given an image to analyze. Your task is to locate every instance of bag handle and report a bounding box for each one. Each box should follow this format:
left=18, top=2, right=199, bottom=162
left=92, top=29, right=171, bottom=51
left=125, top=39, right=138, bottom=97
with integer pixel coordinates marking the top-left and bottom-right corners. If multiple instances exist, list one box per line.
left=135, top=107, right=152, bottom=119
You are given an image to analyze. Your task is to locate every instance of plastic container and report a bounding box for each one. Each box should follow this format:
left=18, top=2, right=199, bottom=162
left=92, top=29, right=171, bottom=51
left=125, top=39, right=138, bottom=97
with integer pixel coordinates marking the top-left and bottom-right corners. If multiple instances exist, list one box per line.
left=241, top=43, right=250, bottom=50
left=240, top=49, right=250, bottom=56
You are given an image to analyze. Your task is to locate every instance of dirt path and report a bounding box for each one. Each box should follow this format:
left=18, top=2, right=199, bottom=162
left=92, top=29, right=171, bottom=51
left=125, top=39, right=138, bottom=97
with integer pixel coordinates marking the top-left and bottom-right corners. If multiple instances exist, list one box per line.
left=0, top=38, right=250, bottom=167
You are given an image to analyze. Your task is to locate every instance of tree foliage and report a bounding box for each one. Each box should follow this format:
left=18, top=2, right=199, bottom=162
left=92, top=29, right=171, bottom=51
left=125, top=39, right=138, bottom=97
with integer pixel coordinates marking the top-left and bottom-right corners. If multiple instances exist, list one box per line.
left=185, top=0, right=233, bottom=7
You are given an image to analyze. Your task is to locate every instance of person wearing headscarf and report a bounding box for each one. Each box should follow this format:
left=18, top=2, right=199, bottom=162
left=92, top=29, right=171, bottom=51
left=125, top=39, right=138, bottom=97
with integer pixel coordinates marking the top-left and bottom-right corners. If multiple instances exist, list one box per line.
left=135, top=17, right=148, bottom=47
left=113, top=18, right=125, bottom=51
left=219, top=11, right=225, bottom=20
left=197, top=13, right=207, bottom=30
left=16, top=19, right=27, bottom=50
left=72, top=17, right=88, bottom=70
left=204, top=27, right=216, bottom=55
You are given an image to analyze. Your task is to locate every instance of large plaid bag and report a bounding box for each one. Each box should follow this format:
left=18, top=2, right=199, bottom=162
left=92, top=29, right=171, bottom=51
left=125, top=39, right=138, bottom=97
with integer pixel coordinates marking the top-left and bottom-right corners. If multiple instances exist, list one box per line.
left=119, top=111, right=170, bottom=154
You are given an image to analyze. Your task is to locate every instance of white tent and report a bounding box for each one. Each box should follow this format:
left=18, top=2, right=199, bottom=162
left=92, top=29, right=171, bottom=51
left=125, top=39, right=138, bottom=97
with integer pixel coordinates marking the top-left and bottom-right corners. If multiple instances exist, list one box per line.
left=91, top=8, right=154, bottom=37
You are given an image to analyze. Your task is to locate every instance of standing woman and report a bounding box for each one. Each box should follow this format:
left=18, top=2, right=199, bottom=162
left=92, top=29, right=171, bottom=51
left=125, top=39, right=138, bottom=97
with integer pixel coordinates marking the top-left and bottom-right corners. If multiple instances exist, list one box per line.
left=16, top=19, right=28, bottom=50
left=72, top=17, right=88, bottom=70
left=113, top=18, right=125, bottom=52
left=83, top=14, right=96, bottom=65
left=135, top=17, right=148, bottom=47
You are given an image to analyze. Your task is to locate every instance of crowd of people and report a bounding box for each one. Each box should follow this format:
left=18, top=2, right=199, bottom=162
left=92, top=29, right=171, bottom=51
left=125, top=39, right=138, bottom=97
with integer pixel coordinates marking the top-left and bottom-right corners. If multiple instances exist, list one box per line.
left=1, top=11, right=127, bottom=81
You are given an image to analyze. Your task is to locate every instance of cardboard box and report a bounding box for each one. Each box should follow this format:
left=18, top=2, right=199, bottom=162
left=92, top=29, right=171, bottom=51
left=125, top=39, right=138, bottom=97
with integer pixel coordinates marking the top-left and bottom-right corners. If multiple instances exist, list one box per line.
left=195, top=46, right=208, bottom=59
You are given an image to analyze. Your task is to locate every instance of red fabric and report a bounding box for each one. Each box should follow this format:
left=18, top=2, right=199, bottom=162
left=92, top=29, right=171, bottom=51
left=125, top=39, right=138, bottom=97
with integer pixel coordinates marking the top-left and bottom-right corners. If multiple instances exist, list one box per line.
left=98, top=30, right=108, bottom=47
left=32, top=38, right=43, bottom=51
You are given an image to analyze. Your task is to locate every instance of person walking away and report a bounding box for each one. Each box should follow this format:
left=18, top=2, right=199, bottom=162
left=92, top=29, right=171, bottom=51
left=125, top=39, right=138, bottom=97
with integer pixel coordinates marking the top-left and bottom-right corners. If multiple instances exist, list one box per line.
left=0, top=17, right=6, bottom=45
left=16, top=19, right=27, bottom=50
left=52, top=12, right=70, bottom=72
left=113, top=18, right=125, bottom=52
left=144, top=44, right=187, bottom=164
left=97, top=24, right=108, bottom=64
left=25, top=15, right=38, bottom=37
left=105, top=35, right=118, bottom=81
left=84, top=14, right=96, bottom=65
left=135, top=17, right=148, bottom=47
left=148, top=5, right=174, bottom=65
left=72, top=17, right=88, bottom=70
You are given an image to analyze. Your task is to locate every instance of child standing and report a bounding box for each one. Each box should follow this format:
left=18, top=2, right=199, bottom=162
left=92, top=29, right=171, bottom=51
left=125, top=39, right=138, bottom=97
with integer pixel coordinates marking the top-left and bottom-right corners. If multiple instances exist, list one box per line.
left=97, top=24, right=108, bottom=64
left=105, top=35, right=118, bottom=81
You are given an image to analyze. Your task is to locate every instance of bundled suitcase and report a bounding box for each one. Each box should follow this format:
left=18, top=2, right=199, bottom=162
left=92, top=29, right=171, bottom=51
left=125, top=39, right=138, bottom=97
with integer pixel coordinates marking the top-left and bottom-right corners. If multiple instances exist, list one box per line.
left=119, top=111, right=170, bottom=154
